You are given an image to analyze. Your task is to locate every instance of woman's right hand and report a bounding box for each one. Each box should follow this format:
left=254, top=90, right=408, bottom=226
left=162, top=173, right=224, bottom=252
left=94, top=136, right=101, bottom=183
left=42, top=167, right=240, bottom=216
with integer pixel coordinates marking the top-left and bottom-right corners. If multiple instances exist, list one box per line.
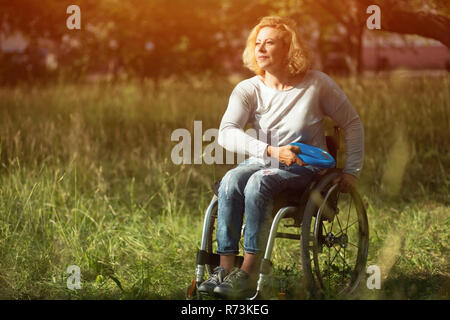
left=267, top=145, right=305, bottom=166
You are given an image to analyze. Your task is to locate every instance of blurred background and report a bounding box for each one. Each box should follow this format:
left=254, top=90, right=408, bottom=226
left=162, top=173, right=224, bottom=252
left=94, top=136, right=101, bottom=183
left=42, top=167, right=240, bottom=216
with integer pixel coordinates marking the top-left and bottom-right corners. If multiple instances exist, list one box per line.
left=0, top=0, right=449, bottom=84
left=0, top=0, right=448, bottom=300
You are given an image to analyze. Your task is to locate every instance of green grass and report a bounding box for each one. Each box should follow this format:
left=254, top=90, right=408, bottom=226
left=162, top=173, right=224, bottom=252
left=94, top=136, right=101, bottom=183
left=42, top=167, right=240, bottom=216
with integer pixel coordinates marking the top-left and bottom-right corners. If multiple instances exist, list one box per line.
left=0, top=73, right=448, bottom=299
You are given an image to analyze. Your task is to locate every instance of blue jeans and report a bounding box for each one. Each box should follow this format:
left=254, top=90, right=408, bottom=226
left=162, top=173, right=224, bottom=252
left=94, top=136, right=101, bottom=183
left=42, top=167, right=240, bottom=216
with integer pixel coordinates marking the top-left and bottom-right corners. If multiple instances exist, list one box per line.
left=216, top=158, right=315, bottom=255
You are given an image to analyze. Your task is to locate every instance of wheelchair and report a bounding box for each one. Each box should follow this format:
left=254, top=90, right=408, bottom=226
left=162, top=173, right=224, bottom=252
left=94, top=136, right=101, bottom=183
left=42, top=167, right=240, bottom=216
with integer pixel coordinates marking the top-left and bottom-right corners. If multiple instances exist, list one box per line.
left=187, top=127, right=369, bottom=299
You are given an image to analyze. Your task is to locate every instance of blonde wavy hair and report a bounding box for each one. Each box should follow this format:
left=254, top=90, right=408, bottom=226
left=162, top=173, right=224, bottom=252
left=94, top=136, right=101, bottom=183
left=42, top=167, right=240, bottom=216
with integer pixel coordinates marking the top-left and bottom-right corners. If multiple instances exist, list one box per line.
left=243, top=16, right=311, bottom=77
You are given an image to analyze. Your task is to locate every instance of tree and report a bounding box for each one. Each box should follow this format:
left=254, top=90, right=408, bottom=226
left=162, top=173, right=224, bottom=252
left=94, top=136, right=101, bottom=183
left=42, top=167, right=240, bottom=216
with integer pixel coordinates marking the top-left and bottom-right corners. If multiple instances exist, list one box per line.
left=274, top=0, right=450, bottom=74
left=361, top=0, right=450, bottom=47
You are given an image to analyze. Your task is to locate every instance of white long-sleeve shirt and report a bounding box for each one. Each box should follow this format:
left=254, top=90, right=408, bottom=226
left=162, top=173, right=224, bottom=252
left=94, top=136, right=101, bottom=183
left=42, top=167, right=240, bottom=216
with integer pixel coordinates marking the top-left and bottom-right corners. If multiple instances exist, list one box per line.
left=218, top=70, right=364, bottom=177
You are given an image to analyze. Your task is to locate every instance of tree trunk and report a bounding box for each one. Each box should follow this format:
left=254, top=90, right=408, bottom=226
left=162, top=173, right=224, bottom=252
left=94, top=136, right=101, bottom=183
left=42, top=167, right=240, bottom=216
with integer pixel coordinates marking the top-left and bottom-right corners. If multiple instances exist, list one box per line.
left=356, top=0, right=450, bottom=48
left=381, top=9, right=450, bottom=47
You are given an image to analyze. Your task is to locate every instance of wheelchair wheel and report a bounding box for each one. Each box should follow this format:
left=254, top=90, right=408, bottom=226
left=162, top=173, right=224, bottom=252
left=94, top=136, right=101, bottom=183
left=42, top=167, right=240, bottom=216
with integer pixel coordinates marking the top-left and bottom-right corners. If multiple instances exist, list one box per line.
left=301, top=170, right=369, bottom=298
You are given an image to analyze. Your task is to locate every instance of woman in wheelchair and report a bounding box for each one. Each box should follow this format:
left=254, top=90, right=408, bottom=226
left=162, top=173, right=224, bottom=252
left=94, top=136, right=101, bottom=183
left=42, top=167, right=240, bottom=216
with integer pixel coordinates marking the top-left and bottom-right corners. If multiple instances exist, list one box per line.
left=197, top=16, right=364, bottom=299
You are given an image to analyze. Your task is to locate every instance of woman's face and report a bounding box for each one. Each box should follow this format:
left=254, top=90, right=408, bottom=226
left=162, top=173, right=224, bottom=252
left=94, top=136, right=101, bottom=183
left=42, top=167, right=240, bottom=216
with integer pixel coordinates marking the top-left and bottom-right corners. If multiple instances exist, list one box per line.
left=255, top=27, right=288, bottom=74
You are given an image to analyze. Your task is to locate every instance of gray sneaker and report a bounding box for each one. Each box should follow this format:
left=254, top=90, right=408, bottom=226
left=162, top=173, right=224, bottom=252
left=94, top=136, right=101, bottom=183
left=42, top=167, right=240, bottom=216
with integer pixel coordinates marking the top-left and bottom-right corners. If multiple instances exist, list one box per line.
left=197, top=266, right=228, bottom=295
left=213, top=268, right=255, bottom=299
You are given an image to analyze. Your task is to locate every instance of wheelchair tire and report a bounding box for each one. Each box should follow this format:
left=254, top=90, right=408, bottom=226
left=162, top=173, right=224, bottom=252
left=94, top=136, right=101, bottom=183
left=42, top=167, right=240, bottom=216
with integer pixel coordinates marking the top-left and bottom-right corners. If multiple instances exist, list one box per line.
left=301, top=170, right=369, bottom=298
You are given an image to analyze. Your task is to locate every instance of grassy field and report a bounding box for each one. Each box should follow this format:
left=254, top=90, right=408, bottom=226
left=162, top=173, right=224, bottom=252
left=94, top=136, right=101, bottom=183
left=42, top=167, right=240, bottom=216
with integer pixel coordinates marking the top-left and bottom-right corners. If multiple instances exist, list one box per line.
left=0, top=72, right=448, bottom=299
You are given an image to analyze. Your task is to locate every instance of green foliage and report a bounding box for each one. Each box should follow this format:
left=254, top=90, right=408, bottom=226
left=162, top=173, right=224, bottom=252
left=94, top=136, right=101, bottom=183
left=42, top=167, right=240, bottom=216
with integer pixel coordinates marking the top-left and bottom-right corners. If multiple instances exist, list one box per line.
left=2, top=0, right=448, bottom=84
left=0, top=0, right=277, bottom=84
left=0, top=74, right=448, bottom=299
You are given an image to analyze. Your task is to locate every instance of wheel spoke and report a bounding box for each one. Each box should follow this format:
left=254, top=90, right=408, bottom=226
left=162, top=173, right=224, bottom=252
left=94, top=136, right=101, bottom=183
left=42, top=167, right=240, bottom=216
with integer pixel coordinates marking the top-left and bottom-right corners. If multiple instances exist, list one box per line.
left=329, top=246, right=341, bottom=265
left=335, top=220, right=358, bottom=237
left=347, top=241, right=358, bottom=248
left=345, top=195, right=352, bottom=230
left=322, top=219, right=329, bottom=234
left=335, top=213, right=343, bottom=234
left=333, top=246, right=351, bottom=272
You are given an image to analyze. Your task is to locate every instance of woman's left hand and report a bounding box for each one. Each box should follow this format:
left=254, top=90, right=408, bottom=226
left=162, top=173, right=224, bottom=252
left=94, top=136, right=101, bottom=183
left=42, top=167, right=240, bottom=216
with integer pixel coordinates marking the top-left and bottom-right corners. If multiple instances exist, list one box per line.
left=338, top=173, right=358, bottom=193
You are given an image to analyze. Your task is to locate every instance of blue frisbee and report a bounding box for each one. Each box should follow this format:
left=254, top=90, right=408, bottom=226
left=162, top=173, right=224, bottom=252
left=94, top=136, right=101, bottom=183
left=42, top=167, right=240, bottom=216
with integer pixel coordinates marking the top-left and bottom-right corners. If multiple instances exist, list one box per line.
left=288, top=142, right=336, bottom=168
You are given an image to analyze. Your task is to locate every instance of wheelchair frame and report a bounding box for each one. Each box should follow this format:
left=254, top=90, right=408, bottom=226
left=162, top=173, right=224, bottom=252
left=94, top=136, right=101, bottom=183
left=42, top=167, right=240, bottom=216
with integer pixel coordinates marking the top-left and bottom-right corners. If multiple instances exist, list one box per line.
left=187, top=127, right=369, bottom=300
